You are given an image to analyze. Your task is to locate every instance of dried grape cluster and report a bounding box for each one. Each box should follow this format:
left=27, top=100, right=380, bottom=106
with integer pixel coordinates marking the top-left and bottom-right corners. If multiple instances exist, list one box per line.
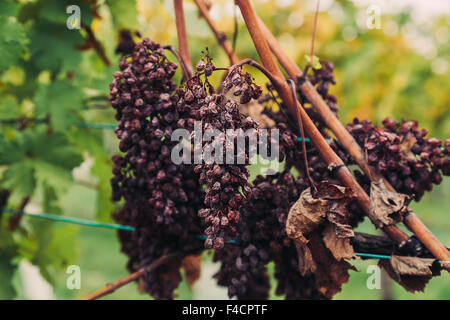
left=346, top=118, right=450, bottom=200
left=178, top=62, right=261, bottom=249
left=109, top=38, right=203, bottom=299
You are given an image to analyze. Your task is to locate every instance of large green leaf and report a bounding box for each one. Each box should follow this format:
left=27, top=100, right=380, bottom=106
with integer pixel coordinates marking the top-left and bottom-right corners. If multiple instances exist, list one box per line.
left=34, top=80, right=85, bottom=131
left=29, top=185, right=78, bottom=284
left=0, top=253, right=18, bottom=299
left=0, top=0, right=21, bottom=17
left=0, top=128, right=83, bottom=199
left=29, top=21, right=84, bottom=73
left=0, top=231, right=19, bottom=299
left=1, top=162, right=36, bottom=197
left=0, top=16, right=27, bottom=71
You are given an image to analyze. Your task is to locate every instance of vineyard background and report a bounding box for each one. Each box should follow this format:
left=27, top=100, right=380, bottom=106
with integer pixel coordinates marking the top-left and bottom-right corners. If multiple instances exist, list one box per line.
left=0, top=0, right=449, bottom=299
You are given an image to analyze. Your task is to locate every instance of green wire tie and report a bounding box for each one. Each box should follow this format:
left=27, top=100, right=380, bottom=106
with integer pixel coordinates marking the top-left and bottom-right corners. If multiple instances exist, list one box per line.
left=297, top=137, right=332, bottom=143
left=354, top=253, right=391, bottom=260
left=75, top=122, right=117, bottom=130
left=0, top=207, right=134, bottom=231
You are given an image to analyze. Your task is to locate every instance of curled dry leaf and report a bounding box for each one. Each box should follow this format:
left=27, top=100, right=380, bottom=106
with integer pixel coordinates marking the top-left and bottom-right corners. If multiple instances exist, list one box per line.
left=286, top=182, right=356, bottom=298
left=181, top=255, right=202, bottom=288
left=286, top=187, right=328, bottom=244
left=308, top=232, right=355, bottom=299
left=316, top=181, right=355, bottom=238
left=318, top=181, right=356, bottom=238
left=379, top=255, right=440, bottom=293
left=369, top=179, right=409, bottom=228
left=322, top=224, right=354, bottom=261
left=327, top=211, right=354, bottom=238
left=389, top=255, right=435, bottom=276
left=286, top=182, right=355, bottom=243
left=315, top=181, right=354, bottom=200
left=294, top=241, right=316, bottom=276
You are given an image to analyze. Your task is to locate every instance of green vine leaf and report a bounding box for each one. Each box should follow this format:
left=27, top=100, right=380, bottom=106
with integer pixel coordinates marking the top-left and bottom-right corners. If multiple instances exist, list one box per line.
left=0, top=16, right=28, bottom=71
left=29, top=21, right=84, bottom=73
left=0, top=231, right=19, bottom=299
left=29, top=185, right=78, bottom=284
left=34, top=80, right=85, bottom=132
left=0, top=128, right=83, bottom=200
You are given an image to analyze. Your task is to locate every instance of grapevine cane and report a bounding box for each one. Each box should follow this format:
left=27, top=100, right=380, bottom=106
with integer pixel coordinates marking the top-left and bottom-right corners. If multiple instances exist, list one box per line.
left=163, top=45, right=192, bottom=81
left=235, top=0, right=410, bottom=245
left=84, top=253, right=183, bottom=300
left=174, top=0, right=194, bottom=77
left=253, top=14, right=450, bottom=267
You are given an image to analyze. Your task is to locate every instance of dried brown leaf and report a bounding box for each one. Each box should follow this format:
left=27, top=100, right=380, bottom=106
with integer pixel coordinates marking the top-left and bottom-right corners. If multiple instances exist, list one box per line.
left=294, top=241, right=316, bottom=276
left=316, top=181, right=354, bottom=200
left=287, top=183, right=357, bottom=298
left=378, top=255, right=439, bottom=293
left=318, top=181, right=355, bottom=238
left=322, top=223, right=354, bottom=261
left=327, top=207, right=355, bottom=238
left=286, top=187, right=328, bottom=244
left=308, top=232, right=355, bottom=298
left=390, top=255, right=434, bottom=276
left=369, top=180, right=409, bottom=228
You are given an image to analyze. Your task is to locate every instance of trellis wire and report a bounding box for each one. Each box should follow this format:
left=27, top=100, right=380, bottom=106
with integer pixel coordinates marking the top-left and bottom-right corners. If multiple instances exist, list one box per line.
left=0, top=207, right=134, bottom=231
left=2, top=206, right=449, bottom=264
left=75, top=122, right=117, bottom=130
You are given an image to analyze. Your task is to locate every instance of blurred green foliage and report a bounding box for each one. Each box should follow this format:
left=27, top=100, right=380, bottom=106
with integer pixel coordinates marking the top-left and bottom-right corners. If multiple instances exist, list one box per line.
left=0, top=0, right=448, bottom=300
